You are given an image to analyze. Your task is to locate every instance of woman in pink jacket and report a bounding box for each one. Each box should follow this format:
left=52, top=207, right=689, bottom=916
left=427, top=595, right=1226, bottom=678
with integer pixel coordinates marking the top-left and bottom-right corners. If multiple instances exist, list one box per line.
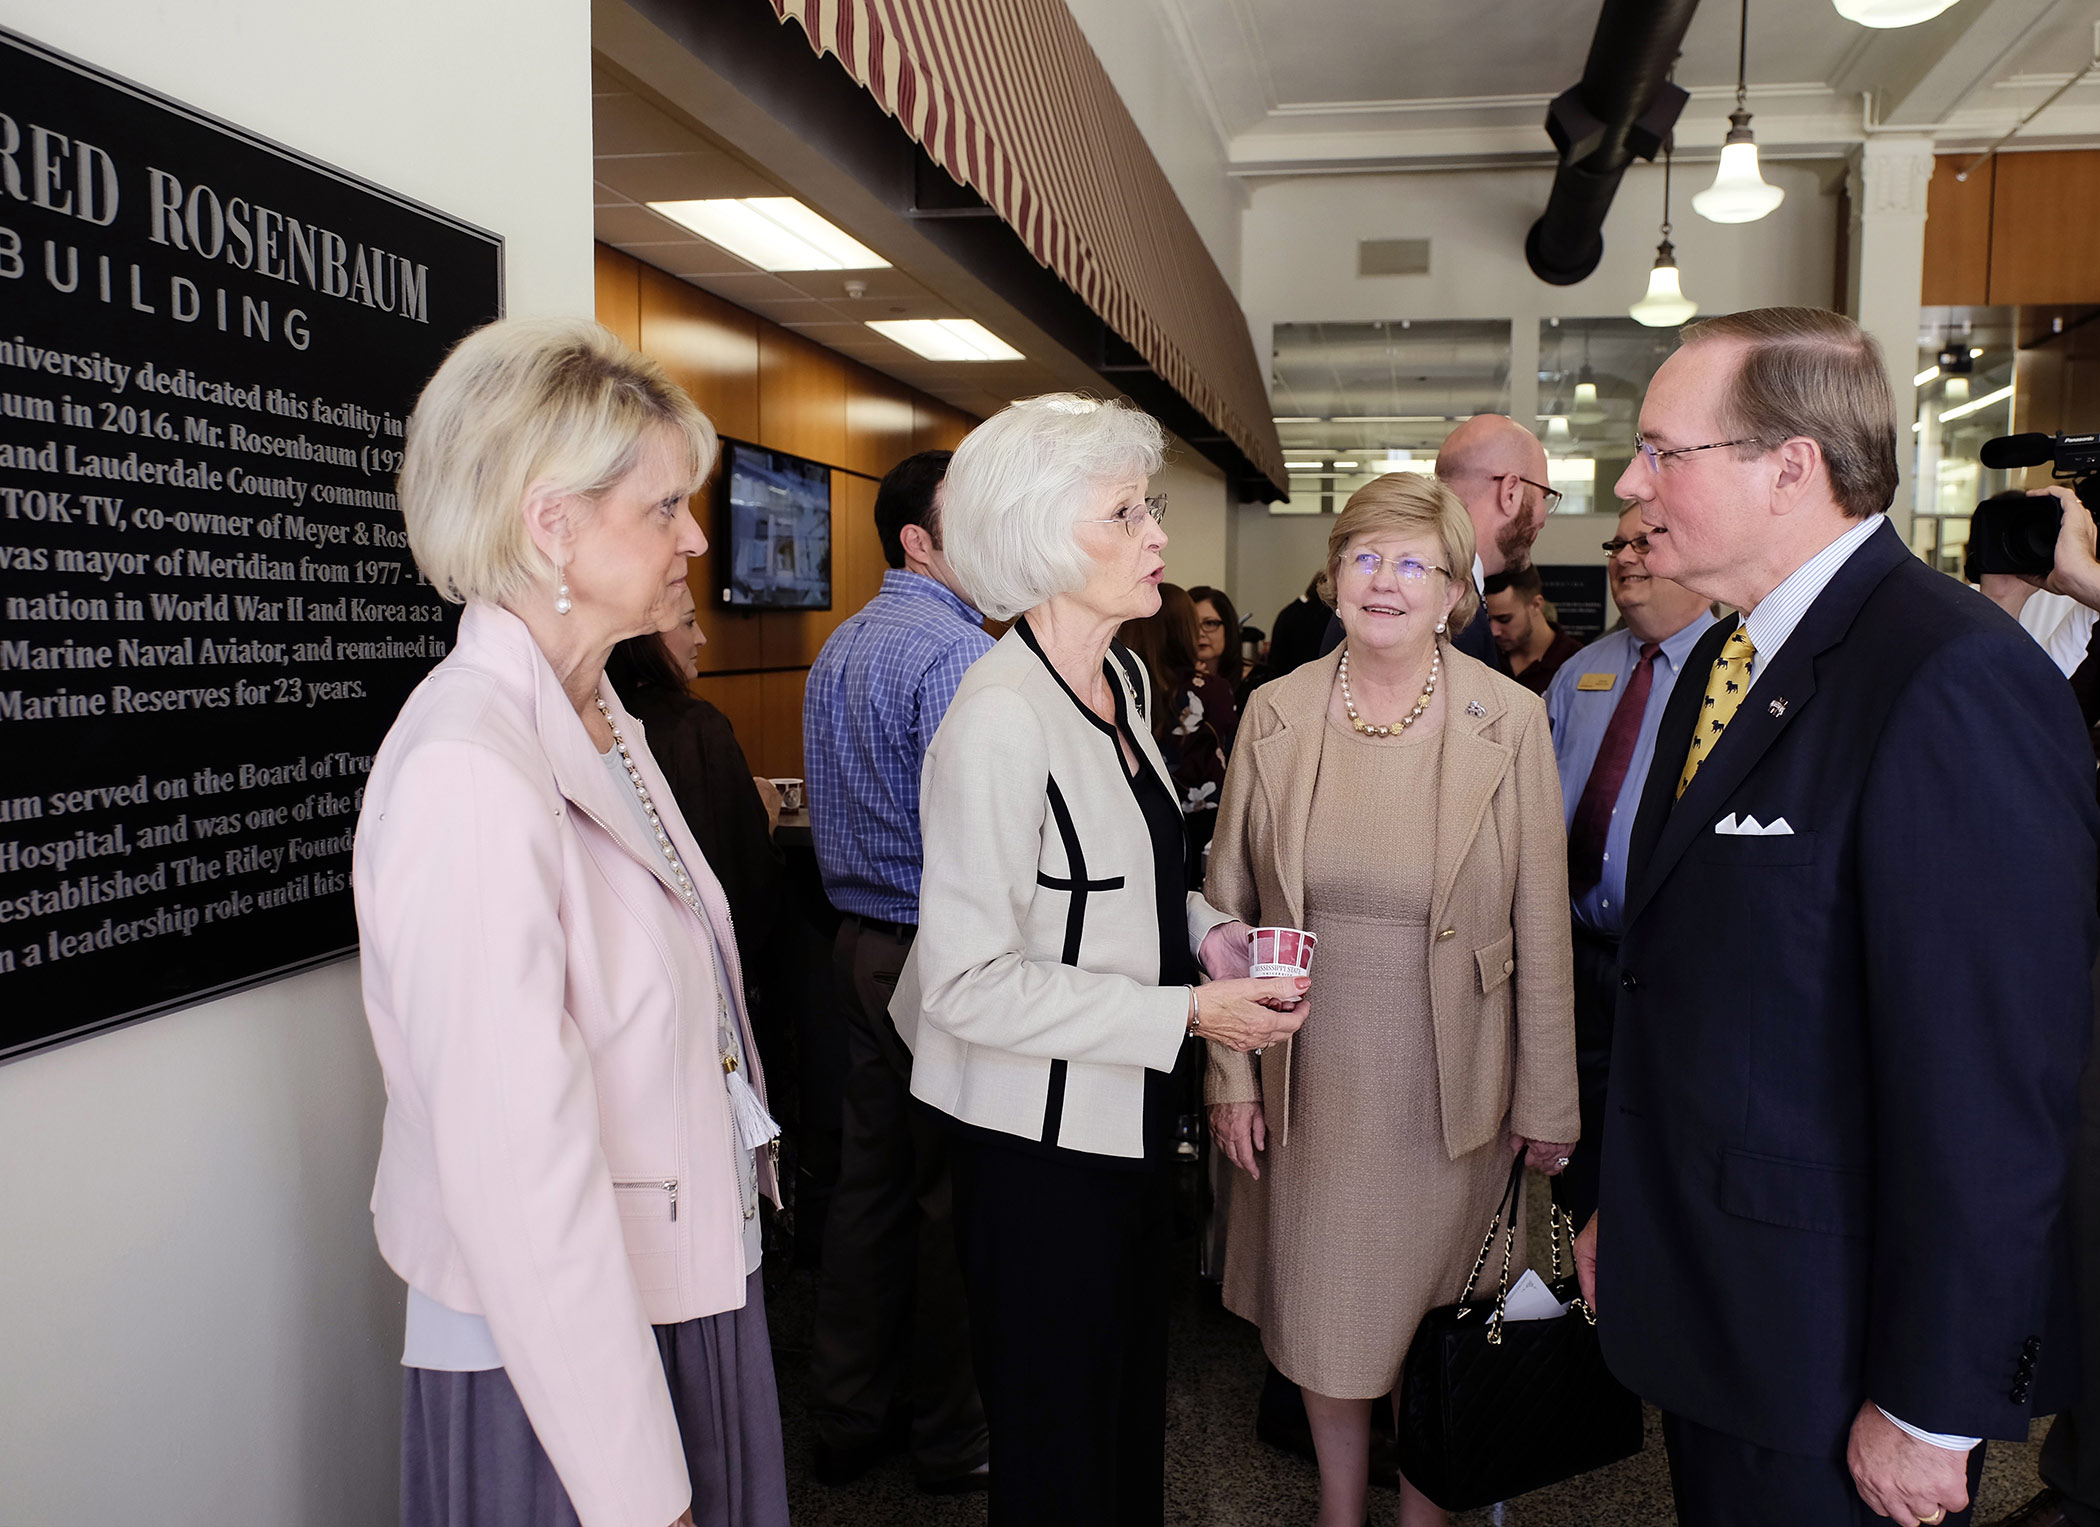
left=354, top=317, right=789, bottom=1527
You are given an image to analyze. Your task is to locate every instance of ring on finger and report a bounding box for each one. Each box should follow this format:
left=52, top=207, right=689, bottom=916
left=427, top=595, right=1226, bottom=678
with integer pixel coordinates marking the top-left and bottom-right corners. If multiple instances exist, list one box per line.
left=1919, top=1511, right=1946, bottom=1526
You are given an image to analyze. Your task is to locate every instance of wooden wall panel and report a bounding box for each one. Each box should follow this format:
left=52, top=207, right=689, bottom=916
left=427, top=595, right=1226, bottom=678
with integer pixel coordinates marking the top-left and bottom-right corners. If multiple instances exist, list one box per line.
left=913, top=400, right=975, bottom=454
left=596, top=245, right=641, bottom=350
left=595, top=243, right=980, bottom=760
left=832, top=473, right=887, bottom=624
left=759, top=669, right=810, bottom=778
left=846, top=368, right=918, bottom=479
left=639, top=263, right=760, bottom=442
left=759, top=327, right=848, bottom=467
left=1922, top=155, right=1992, bottom=307
left=1988, top=151, right=2100, bottom=305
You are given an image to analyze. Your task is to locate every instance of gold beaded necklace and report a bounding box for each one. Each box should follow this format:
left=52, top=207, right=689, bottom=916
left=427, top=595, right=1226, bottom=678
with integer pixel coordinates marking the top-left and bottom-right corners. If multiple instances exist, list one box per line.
left=1339, top=644, right=1441, bottom=737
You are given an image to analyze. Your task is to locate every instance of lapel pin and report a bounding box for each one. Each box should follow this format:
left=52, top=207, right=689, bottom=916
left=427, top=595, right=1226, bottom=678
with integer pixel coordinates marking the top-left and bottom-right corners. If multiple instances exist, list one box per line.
left=1769, top=698, right=1788, bottom=717
left=1466, top=700, right=1486, bottom=718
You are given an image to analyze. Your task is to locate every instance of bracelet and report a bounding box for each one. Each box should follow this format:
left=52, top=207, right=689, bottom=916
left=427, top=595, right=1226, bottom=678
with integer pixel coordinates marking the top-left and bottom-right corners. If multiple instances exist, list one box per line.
left=1186, top=985, right=1202, bottom=1035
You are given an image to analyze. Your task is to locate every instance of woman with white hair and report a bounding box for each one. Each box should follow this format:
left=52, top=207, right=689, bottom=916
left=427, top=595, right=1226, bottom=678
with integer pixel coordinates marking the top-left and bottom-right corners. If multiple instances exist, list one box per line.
left=354, top=318, right=789, bottom=1527
left=891, top=394, right=1309, bottom=1524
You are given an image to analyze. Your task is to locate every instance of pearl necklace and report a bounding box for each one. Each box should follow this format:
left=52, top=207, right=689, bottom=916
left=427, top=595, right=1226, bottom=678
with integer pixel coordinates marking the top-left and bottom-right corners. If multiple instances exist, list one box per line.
left=595, top=696, right=778, bottom=1221
left=596, top=697, right=702, bottom=916
left=1339, top=644, right=1440, bottom=737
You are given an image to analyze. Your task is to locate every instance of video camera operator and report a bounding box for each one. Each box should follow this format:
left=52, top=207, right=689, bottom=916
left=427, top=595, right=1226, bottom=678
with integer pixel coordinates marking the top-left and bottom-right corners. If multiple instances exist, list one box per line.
left=1967, top=434, right=2100, bottom=686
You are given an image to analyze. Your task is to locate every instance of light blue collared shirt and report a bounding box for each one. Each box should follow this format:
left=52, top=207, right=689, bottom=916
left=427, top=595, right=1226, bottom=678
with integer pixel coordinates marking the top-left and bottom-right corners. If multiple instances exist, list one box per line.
left=1544, top=610, right=1718, bottom=936
left=1738, top=514, right=1887, bottom=688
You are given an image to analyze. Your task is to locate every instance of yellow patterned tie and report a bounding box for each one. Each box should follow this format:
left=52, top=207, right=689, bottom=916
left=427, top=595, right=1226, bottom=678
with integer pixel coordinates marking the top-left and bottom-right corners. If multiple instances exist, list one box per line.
left=1676, top=625, right=1757, bottom=798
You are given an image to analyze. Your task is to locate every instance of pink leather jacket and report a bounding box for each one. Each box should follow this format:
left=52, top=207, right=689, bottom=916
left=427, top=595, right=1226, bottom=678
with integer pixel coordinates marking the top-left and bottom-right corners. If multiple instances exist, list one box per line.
left=353, top=601, right=777, bottom=1527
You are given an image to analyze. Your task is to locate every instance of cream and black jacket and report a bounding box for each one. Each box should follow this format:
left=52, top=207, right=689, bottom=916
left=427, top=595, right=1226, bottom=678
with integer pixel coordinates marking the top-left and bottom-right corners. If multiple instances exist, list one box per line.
left=892, top=619, right=1234, bottom=1160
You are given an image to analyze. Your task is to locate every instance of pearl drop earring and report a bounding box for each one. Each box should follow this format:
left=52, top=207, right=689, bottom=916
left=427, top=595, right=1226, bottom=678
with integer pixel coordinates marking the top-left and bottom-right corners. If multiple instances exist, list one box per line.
left=1435, top=618, right=1448, bottom=636
left=554, top=562, right=572, bottom=616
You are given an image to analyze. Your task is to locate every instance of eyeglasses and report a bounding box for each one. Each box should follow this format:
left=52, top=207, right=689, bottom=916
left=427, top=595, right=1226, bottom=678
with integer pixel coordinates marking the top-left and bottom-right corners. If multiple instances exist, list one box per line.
left=1346, top=551, right=1451, bottom=583
left=1081, top=495, right=1168, bottom=537
left=1491, top=472, right=1563, bottom=511
left=1602, top=534, right=1653, bottom=557
left=1196, top=617, right=1226, bottom=633
left=1632, top=437, right=1770, bottom=473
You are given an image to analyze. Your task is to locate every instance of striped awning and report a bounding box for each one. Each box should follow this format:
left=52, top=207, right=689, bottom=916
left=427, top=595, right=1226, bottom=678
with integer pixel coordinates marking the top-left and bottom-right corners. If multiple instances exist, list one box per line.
left=768, top=0, right=1286, bottom=496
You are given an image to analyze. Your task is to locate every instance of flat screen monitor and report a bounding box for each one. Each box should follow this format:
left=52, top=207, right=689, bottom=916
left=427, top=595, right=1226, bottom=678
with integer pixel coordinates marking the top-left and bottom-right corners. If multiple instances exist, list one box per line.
left=717, top=439, right=832, bottom=610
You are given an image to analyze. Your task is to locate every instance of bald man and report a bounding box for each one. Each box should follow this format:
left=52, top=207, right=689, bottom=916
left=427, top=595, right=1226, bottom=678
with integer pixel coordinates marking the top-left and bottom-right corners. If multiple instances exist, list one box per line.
left=1320, top=413, right=1555, bottom=661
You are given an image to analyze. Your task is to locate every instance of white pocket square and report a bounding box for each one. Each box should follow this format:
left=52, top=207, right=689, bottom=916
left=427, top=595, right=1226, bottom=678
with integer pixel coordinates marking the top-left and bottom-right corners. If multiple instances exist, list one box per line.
left=1715, top=814, right=1794, bottom=836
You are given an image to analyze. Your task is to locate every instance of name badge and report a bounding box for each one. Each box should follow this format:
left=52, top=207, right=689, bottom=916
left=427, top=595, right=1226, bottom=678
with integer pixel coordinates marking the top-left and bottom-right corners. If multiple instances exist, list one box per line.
left=1576, top=673, right=1617, bottom=692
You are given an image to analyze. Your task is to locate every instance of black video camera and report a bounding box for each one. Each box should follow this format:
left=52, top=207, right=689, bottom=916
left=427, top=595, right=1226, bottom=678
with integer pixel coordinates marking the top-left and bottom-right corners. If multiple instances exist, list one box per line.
left=1965, top=432, right=2100, bottom=580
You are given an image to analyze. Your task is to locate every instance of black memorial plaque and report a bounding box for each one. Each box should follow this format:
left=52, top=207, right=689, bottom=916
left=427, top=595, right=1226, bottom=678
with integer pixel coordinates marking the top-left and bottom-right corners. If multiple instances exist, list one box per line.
left=0, top=29, right=501, bottom=1060
left=1538, top=564, right=1609, bottom=645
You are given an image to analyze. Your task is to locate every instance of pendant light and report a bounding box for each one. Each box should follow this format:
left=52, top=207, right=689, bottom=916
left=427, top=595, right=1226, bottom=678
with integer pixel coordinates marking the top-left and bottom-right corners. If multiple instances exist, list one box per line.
left=1833, top=0, right=1959, bottom=28
left=1573, top=332, right=1602, bottom=419
left=1631, top=139, right=1699, bottom=328
left=1694, top=0, right=1785, bottom=223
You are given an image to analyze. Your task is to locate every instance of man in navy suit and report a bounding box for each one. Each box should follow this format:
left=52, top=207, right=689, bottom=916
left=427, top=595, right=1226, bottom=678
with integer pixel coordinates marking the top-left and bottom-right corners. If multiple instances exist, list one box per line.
left=1573, top=307, right=2100, bottom=1527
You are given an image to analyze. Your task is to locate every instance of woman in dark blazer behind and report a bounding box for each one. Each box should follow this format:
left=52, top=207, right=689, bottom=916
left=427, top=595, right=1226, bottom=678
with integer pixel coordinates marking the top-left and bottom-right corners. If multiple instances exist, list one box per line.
left=891, top=393, right=1308, bottom=1526
left=607, top=585, right=784, bottom=967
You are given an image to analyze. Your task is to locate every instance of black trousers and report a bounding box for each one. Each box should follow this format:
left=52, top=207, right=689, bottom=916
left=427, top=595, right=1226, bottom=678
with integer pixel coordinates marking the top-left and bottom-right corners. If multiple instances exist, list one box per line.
left=948, top=1125, right=1172, bottom=1527
left=1551, top=925, right=1621, bottom=1228
left=1663, top=1412, right=1984, bottom=1527
left=2041, top=968, right=2100, bottom=1526
left=808, top=918, right=986, bottom=1475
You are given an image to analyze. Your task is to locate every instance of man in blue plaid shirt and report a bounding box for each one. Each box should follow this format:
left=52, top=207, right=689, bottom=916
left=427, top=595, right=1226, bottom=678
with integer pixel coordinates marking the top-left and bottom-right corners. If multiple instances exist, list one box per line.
left=804, top=449, right=993, bottom=1493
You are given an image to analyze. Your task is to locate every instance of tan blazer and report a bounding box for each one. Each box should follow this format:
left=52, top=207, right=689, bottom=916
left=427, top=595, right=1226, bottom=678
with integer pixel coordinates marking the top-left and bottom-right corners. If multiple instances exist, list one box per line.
left=1205, top=646, right=1579, bottom=1160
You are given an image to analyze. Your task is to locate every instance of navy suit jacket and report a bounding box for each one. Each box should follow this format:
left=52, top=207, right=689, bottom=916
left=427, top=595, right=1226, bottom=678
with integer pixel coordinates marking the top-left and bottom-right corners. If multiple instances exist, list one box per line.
left=1602, top=521, right=2100, bottom=1455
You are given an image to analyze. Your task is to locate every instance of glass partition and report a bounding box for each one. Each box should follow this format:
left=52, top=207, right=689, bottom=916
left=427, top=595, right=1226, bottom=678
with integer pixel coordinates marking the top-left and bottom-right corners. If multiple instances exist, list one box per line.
left=1536, top=317, right=1682, bottom=517
left=1268, top=320, right=1510, bottom=514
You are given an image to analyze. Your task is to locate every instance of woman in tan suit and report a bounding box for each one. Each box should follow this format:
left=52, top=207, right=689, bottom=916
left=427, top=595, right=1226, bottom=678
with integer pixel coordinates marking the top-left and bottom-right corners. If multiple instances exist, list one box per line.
left=1206, top=472, right=1579, bottom=1527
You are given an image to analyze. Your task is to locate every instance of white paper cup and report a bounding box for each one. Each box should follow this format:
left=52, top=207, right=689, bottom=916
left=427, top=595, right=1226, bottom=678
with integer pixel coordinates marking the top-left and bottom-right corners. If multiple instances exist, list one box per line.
left=1250, top=925, right=1316, bottom=979
left=768, top=777, right=805, bottom=811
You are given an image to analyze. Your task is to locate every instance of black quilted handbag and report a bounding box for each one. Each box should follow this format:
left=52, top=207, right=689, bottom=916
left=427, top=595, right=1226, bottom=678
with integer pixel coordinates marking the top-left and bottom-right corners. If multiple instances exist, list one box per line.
left=1394, top=1156, right=1644, bottom=1512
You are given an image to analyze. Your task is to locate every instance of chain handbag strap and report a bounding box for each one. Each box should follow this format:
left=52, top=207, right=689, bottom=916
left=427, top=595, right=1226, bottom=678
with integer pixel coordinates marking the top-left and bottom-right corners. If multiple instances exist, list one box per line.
left=1548, top=1199, right=1599, bottom=1327
left=1454, top=1155, right=1528, bottom=1346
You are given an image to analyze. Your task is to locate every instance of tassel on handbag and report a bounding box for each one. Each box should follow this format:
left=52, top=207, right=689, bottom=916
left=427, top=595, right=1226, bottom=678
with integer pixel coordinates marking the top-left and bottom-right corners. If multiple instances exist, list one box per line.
left=723, top=1057, right=782, bottom=1152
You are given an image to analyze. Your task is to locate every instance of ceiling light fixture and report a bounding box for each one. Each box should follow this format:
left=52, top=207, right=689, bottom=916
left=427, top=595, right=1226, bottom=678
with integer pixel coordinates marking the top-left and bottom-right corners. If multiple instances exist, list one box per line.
left=646, top=197, right=889, bottom=271
left=866, top=318, right=1024, bottom=362
left=1546, top=413, right=1573, bottom=443
left=1938, top=382, right=2014, bottom=423
left=1914, top=365, right=1941, bottom=387
left=1694, top=0, right=1785, bottom=223
left=1631, top=138, right=1700, bottom=327
left=1943, top=375, right=1970, bottom=404
left=1833, top=0, right=1960, bottom=28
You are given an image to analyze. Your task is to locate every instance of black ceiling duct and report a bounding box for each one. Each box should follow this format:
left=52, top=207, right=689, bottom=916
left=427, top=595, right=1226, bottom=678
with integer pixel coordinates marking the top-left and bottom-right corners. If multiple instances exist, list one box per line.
left=1525, top=0, right=1702, bottom=286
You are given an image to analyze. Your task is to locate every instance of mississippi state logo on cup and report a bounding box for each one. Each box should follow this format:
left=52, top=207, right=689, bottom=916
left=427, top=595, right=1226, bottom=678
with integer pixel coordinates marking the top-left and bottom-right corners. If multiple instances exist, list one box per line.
left=1250, top=926, right=1317, bottom=978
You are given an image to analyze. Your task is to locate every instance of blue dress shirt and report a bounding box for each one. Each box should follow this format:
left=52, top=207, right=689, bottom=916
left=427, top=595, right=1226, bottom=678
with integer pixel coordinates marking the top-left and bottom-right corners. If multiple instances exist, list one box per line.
left=1543, top=610, right=1718, bottom=936
left=804, top=568, right=994, bottom=924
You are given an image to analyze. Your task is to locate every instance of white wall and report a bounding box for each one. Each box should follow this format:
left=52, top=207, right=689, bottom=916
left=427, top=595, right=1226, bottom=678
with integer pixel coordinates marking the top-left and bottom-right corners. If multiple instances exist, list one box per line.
left=1157, top=429, right=1230, bottom=590
left=1240, top=160, right=1840, bottom=366
left=0, top=4, right=593, bottom=1524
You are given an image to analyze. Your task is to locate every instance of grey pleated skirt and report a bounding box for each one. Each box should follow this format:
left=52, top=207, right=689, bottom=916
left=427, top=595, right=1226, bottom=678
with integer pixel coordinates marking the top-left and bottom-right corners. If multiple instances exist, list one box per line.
left=400, top=1269, right=790, bottom=1527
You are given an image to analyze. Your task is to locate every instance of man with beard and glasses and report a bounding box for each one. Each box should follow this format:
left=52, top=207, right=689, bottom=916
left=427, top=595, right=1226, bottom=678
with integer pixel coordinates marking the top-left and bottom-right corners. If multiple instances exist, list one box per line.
left=1319, top=413, right=1555, bottom=664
